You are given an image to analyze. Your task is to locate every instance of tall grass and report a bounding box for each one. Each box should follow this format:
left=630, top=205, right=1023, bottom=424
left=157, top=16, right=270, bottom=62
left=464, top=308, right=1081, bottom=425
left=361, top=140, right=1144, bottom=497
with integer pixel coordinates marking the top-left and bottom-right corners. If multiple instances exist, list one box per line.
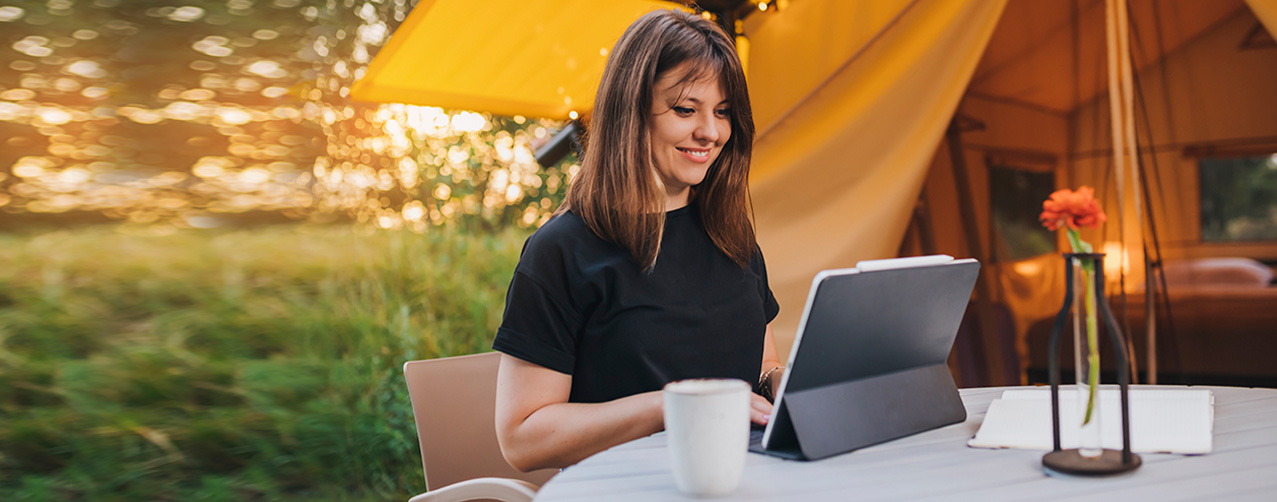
left=0, top=225, right=532, bottom=501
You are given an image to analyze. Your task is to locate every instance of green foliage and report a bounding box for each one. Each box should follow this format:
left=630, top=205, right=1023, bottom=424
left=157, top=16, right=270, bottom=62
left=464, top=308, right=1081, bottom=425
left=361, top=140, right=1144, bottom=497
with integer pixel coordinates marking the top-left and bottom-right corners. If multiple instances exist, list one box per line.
left=988, top=165, right=1058, bottom=261
left=1199, top=155, right=1277, bottom=242
left=0, top=224, right=532, bottom=501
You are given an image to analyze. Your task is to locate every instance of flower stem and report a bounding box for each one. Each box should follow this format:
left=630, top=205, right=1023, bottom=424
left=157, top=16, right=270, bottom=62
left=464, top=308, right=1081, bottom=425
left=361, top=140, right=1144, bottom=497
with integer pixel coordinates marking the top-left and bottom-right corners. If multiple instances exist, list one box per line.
left=1066, top=228, right=1100, bottom=427
left=1082, top=260, right=1100, bottom=426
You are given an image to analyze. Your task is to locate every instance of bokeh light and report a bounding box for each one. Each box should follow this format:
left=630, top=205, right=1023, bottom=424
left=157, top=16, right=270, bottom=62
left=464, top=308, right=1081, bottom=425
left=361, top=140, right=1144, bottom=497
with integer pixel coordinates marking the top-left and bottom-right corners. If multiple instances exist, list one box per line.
left=0, top=0, right=576, bottom=230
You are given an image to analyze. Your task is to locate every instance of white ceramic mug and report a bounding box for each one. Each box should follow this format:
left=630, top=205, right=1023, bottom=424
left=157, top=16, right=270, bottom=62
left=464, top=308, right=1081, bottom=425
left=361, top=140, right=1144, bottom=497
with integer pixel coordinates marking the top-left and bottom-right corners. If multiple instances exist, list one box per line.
left=663, top=378, right=751, bottom=497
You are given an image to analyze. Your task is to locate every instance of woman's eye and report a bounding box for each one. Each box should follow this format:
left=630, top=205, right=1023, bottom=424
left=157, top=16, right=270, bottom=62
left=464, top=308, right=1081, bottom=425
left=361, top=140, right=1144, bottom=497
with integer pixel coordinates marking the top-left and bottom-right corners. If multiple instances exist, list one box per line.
left=715, top=108, right=731, bottom=118
left=673, top=106, right=694, bottom=115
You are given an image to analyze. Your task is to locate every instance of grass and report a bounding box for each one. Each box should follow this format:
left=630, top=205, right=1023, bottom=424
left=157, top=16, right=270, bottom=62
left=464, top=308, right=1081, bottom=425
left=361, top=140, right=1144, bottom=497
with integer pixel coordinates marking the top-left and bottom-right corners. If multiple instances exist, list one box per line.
left=0, top=224, right=533, bottom=501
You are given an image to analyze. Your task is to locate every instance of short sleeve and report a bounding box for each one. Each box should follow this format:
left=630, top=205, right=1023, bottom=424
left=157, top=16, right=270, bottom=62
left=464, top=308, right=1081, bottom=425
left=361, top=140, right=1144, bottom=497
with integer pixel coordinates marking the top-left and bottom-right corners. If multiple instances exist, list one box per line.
left=752, top=247, right=781, bottom=323
left=492, top=269, right=582, bottom=375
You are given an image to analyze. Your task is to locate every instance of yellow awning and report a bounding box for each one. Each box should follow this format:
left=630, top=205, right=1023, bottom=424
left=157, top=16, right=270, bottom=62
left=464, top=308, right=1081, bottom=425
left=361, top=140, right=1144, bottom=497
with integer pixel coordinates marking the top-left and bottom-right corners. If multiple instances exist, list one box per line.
left=350, top=0, right=682, bottom=120
left=1249, top=0, right=1277, bottom=38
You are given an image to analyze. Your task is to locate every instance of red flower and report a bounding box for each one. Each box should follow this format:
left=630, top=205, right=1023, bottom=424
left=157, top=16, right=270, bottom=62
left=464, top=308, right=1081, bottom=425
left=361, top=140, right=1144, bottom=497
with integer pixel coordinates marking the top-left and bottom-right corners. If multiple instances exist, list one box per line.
left=1040, top=186, right=1107, bottom=231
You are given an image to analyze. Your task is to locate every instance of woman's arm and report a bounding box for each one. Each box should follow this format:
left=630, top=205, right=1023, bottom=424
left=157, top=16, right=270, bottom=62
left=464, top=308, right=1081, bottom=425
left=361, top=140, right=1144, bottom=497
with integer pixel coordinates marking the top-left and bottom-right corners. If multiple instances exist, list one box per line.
left=759, top=324, right=785, bottom=400
left=495, top=352, right=776, bottom=472
left=494, top=354, right=664, bottom=472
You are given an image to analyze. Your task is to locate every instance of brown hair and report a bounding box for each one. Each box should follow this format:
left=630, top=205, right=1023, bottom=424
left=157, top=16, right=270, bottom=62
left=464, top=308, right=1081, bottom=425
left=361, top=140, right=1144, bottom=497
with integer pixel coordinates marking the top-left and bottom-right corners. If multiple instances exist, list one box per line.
left=560, top=9, right=756, bottom=271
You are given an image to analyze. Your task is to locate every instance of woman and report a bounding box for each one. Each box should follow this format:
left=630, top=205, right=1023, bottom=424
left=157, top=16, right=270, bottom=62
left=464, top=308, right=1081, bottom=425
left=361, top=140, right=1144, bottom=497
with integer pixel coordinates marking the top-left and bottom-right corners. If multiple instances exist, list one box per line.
left=492, top=9, right=784, bottom=472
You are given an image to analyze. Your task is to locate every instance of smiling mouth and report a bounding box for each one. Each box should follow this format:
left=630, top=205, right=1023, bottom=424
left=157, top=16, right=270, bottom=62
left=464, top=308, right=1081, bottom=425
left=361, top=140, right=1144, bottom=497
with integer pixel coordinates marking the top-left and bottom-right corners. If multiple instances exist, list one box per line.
left=676, top=147, right=710, bottom=159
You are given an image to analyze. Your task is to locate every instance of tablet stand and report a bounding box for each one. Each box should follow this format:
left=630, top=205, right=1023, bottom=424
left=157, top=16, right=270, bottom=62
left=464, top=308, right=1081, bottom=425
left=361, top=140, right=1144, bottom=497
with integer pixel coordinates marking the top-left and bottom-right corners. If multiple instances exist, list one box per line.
left=757, top=363, right=966, bottom=460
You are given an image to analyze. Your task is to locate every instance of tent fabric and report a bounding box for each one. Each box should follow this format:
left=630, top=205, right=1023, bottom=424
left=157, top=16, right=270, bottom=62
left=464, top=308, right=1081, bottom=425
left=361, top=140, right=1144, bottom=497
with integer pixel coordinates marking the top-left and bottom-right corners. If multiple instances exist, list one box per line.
left=353, top=0, right=1274, bottom=371
left=745, top=0, right=1008, bottom=356
left=350, top=0, right=680, bottom=120
left=965, top=0, right=1248, bottom=115
left=925, top=4, right=1277, bottom=380
left=1248, top=0, right=1277, bottom=38
left=1102, top=0, right=1148, bottom=293
left=1066, top=6, right=1277, bottom=272
left=1067, top=5, right=1277, bottom=269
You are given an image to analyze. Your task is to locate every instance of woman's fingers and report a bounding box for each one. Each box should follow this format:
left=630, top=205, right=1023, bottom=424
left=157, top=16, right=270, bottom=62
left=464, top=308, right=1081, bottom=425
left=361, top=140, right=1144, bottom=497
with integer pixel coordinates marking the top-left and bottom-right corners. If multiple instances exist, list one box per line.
left=749, top=393, right=774, bottom=425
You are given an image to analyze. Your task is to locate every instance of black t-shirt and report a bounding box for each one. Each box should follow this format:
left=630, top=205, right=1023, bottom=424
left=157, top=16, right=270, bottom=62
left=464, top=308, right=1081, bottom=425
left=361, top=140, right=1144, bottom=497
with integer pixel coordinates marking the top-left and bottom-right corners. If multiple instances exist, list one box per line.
left=492, top=204, right=780, bottom=403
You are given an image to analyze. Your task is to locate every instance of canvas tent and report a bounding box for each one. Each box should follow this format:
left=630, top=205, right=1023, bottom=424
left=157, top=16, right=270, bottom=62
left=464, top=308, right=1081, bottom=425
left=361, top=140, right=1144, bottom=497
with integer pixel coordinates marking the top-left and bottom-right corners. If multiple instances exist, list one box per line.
left=918, top=0, right=1277, bottom=386
left=354, top=0, right=1277, bottom=387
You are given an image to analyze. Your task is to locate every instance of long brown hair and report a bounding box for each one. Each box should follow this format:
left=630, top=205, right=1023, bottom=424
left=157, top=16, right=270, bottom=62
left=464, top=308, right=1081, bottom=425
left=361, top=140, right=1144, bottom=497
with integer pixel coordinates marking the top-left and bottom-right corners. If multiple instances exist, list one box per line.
left=560, top=9, right=756, bottom=271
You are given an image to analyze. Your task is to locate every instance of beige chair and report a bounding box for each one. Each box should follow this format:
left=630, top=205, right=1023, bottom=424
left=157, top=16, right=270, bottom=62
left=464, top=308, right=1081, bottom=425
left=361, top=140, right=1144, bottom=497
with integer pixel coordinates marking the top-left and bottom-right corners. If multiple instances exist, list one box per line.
left=403, top=352, right=557, bottom=502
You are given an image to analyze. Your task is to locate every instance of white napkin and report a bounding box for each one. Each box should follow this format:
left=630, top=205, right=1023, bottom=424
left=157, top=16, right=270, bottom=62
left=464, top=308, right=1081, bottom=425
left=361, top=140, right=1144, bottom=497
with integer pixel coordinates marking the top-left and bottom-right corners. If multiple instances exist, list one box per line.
left=968, top=388, right=1214, bottom=454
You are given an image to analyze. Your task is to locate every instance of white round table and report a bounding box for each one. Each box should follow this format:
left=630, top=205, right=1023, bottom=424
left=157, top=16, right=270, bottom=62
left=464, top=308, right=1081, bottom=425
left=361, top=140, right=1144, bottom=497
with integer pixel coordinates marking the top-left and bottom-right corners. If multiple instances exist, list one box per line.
left=534, top=386, right=1277, bottom=501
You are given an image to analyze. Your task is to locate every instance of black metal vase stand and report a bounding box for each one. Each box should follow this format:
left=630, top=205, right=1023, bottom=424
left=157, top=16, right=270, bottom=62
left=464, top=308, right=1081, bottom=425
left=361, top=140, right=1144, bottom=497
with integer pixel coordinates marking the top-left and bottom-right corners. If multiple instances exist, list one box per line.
left=1043, top=253, right=1142, bottom=475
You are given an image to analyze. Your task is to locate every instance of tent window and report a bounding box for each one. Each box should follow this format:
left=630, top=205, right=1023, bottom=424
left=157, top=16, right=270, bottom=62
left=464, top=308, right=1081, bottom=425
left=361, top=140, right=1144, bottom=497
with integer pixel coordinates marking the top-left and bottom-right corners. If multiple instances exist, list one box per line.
left=1199, top=154, right=1277, bottom=242
left=989, top=165, right=1056, bottom=261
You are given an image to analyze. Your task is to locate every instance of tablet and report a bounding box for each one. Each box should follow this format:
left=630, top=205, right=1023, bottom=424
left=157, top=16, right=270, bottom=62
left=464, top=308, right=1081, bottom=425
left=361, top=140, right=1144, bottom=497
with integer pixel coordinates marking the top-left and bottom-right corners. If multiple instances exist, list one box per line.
left=756, top=255, right=980, bottom=460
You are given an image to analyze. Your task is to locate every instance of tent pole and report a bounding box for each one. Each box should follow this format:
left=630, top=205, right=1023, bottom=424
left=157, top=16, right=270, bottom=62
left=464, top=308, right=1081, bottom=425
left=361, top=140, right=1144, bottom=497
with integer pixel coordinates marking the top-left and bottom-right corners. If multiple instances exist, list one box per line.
left=1132, top=83, right=1176, bottom=385
left=1117, top=0, right=1143, bottom=385
left=946, top=122, right=1008, bottom=388
left=1127, top=9, right=1176, bottom=384
left=1145, top=258, right=1156, bottom=383
left=1108, top=0, right=1145, bottom=384
left=902, top=187, right=961, bottom=386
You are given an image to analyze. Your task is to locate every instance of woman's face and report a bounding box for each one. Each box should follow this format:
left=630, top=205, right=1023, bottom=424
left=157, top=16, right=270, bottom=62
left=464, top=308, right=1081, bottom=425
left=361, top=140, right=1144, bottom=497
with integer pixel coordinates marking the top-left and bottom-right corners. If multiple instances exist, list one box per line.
left=649, top=63, right=732, bottom=209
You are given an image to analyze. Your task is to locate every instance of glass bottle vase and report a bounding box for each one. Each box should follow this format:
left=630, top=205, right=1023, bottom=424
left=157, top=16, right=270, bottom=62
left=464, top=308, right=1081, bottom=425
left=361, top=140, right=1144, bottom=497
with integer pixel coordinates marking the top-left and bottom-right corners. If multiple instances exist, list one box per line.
left=1070, top=255, right=1103, bottom=458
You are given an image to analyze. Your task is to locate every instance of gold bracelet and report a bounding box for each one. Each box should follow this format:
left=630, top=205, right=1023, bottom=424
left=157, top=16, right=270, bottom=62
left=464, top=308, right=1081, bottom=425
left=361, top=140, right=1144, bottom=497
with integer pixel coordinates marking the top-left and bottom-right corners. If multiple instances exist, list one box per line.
left=758, top=365, right=784, bottom=402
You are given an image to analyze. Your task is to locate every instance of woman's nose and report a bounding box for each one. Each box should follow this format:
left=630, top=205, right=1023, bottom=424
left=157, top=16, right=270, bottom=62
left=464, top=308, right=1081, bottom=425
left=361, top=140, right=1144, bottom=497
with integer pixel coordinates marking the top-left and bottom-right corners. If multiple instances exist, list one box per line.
left=693, top=113, right=722, bottom=144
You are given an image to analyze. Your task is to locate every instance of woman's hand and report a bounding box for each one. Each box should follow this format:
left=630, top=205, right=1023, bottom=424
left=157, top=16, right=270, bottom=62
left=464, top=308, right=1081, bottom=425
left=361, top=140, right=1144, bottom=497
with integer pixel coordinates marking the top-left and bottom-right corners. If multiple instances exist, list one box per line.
left=750, top=392, right=774, bottom=425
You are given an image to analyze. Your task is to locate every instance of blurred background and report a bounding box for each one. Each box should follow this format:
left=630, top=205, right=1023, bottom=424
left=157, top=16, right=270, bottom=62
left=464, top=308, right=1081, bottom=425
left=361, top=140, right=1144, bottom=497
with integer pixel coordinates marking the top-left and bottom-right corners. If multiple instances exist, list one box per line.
left=1, top=0, right=573, bottom=500
left=4, top=0, right=1277, bottom=500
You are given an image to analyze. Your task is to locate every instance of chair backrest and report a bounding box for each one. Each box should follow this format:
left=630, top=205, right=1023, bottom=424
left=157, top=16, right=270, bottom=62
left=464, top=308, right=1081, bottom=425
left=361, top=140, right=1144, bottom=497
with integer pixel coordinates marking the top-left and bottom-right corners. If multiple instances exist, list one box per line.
left=403, top=352, right=557, bottom=491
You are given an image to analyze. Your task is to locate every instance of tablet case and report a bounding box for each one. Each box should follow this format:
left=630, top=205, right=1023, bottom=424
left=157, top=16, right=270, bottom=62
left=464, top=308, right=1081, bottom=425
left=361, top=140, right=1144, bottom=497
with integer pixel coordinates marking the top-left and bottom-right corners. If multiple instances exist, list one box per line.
left=751, top=259, right=979, bottom=461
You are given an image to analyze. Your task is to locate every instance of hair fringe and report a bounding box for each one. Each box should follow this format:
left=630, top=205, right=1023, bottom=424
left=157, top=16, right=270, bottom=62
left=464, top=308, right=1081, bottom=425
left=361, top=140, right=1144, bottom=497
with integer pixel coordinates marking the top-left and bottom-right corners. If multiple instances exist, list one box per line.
left=559, top=9, right=756, bottom=271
